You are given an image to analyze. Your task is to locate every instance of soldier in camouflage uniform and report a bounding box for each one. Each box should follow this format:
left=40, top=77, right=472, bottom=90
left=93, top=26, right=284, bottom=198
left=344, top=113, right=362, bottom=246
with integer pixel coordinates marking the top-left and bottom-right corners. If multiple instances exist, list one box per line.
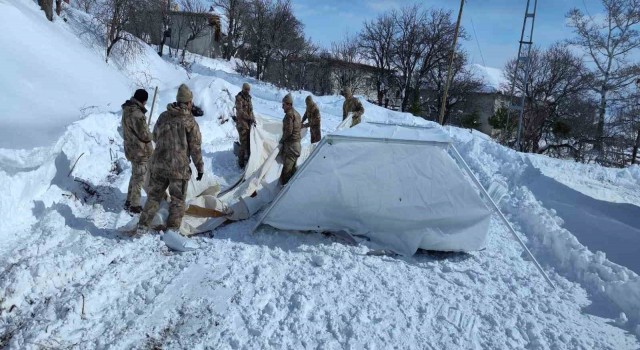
left=235, top=82, right=255, bottom=168
left=279, top=93, right=302, bottom=185
left=341, top=87, right=365, bottom=127
left=121, top=89, right=153, bottom=214
left=301, top=95, right=321, bottom=144
left=137, top=84, right=204, bottom=233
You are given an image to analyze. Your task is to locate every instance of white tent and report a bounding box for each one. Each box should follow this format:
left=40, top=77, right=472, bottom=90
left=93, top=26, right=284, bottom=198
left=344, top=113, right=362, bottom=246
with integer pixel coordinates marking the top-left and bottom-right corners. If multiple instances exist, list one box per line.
left=254, top=122, right=493, bottom=256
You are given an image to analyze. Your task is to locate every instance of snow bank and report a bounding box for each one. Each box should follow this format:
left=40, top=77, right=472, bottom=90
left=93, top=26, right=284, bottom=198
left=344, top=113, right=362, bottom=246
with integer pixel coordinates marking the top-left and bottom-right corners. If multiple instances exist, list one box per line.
left=451, top=128, right=640, bottom=331
left=0, top=0, right=130, bottom=149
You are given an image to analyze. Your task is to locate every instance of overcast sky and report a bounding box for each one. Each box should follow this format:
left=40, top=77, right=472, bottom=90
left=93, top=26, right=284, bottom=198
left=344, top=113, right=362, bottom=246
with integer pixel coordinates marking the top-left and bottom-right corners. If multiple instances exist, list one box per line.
left=291, top=0, right=604, bottom=69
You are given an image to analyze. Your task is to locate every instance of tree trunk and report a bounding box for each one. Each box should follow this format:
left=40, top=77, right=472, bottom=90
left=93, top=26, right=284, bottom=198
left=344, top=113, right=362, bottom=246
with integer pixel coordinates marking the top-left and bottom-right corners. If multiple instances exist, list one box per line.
left=595, top=85, right=607, bottom=153
left=182, top=38, right=194, bottom=64
left=39, top=0, right=54, bottom=21
left=224, top=17, right=234, bottom=60
left=55, top=0, right=62, bottom=16
left=632, top=129, right=640, bottom=165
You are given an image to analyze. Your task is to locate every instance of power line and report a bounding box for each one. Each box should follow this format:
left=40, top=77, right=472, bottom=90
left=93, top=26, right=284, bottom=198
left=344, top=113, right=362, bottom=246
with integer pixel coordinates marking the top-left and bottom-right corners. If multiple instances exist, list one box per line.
left=470, top=17, right=486, bottom=67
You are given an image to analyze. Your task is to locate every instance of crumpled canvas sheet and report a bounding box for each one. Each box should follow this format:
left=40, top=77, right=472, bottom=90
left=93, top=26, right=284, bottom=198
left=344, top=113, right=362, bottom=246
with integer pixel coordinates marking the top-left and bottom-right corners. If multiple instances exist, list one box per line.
left=118, top=113, right=332, bottom=235
left=180, top=114, right=312, bottom=235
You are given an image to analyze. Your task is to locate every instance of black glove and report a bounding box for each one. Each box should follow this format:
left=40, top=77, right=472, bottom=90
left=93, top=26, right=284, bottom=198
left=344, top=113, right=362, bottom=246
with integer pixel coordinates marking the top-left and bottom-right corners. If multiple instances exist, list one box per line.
left=196, top=172, right=204, bottom=181
left=192, top=105, right=204, bottom=117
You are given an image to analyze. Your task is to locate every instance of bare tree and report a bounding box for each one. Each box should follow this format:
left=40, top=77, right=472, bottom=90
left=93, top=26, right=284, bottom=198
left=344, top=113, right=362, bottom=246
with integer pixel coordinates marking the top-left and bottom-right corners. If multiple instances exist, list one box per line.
left=392, top=5, right=429, bottom=112
left=242, top=0, right=271, bottom=79
left=75, top=0, right=97, bottom=13
left=415, top=9, right=461, bottom=103
left=566, top=0, right=640, bottom=155
left=426, top=51, right=483, bottom=125
left=212, top=0, right=248, bottom=60
left=503, top=44, right=595, bottom=155
left=243, top=0, right=303, bottom=80
left=609, top=81, right=640, bottom=164
left=157, top=0, right=173, bottom=56
left=95, top=0, right=140, bottom=62
left=177, top=0, right=213, bottom=63
left=359, top=12, right=396, bottom=105
left=330, top=34, right=368, bottom=94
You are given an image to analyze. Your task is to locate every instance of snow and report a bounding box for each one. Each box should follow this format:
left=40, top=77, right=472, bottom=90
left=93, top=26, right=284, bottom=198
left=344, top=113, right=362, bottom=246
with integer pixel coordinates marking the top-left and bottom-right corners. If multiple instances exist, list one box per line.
left=470, top=63, right=508, bottom=93
left=0, top=0, right=129, bottom=149
left=1, top=1, right=640, bottom=348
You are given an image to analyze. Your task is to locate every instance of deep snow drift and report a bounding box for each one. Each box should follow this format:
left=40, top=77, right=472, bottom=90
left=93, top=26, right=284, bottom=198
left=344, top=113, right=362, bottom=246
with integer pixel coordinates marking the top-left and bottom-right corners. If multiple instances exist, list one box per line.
left=1, top=1, right=640, bottom=348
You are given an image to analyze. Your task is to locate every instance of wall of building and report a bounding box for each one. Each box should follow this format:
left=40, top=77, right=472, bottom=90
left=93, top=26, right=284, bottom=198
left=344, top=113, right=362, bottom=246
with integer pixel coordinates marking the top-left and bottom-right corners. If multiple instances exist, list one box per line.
left=460, top=92, right=508, bottom=135
left=167, top=14, right=221, bottom=58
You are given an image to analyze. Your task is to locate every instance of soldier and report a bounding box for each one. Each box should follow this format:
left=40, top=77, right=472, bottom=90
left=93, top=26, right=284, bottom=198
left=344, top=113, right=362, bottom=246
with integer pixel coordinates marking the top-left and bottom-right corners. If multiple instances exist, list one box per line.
left=301, top=95, right=321, bottom=144
left=341, top=87, right=365, bottom=127
left=235, top=82, right=255, bottom=168
left=279, top=93, right=302, bottom=185
left=121, top=89, right=153, bottom=214
left=137, top=84, right=204, bottom=234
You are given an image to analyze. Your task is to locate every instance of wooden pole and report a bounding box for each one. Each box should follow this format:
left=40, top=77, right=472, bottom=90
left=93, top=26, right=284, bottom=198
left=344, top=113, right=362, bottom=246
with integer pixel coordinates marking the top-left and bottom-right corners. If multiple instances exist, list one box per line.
left=148, top=86, right=159, bottom=126
left=438, top=0, right=465, bottom=125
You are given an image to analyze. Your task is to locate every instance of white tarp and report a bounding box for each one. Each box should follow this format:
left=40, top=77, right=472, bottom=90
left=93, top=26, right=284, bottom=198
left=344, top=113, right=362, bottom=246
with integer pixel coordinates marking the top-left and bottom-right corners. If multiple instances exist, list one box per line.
left=256, top=123, right=492, bottom=256
left=118, top=113, right=309, bottom=235
left=180, top=113, right=311, bottom=234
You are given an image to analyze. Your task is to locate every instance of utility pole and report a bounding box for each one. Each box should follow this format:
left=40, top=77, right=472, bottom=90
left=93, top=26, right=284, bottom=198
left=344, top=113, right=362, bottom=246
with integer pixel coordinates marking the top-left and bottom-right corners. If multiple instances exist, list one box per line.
left=438, top=0, right=465, bottom=125
left=504, top=0, right=538, bottom=151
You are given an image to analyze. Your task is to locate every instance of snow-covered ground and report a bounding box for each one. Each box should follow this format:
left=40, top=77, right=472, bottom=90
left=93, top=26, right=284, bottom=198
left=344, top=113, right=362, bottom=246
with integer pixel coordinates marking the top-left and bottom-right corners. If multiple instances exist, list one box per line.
left=1, top=1, right=640, bottom=348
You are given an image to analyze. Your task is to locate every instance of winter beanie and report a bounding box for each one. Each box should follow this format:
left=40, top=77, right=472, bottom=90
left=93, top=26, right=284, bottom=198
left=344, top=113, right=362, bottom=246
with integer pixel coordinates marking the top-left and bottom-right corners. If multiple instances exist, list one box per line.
left=305, top=95, right=313, bottom=104
left=282, top=93, right=293, bottom=104
left=242, top=82, right=251, bottom=91
left=176, top=84, right=193, bottom=103
left=133, top=89, right=149, bottom=103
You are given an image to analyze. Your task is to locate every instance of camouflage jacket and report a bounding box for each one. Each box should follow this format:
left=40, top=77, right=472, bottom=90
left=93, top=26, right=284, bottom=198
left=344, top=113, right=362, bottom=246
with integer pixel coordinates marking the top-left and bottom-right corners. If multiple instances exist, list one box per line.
left=235, top=92, right=255, bottom=129
left=280, top=108, right=302, bottom=156
left=302, top=102, right=321, bottom=128
left=150, top=103, right=204, bottom=180
left=342, top=97, right=365, bottom=120
left=121, top=98, right=153, bottom=162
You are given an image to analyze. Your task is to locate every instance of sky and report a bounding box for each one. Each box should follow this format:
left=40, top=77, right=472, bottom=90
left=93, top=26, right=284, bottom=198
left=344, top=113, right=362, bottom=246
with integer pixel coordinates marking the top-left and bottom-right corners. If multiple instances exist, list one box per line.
left=291, top=0, right=603, bottom=70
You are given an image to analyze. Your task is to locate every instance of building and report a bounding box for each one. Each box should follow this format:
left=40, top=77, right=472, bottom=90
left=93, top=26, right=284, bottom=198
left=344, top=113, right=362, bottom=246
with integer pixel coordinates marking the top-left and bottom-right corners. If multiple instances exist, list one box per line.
left=459, top=91, right=509, bottom=136
left=166, top=11, right=222, bottom=58
left=127, top=10, right=223, bottom=59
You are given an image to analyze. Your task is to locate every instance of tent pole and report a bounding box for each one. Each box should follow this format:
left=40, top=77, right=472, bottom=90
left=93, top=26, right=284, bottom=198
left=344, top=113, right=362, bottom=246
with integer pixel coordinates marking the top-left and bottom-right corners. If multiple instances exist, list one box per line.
left=450, top=145, right=555, bottom=289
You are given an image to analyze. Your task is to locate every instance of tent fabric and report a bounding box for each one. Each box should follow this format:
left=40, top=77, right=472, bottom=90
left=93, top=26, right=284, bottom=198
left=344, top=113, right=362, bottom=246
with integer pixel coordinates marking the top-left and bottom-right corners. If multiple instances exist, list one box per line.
left=332, top=122, right=452, bottom=144
left=180, top=114, right=311, bottom=235
left=256, top=123, right=492, bottom=256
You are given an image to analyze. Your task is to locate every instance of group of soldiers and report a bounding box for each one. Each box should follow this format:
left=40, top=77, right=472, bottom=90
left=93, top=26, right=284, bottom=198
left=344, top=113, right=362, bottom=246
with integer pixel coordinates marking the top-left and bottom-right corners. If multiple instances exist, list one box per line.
left=121, top=82, right=364, bottom=235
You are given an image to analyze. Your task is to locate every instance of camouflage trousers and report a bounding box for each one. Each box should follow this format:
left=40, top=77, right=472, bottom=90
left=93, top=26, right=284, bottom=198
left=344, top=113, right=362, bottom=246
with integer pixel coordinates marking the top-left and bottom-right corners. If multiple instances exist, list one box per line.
left=280, top=151, right=300, bottom=185
left=310, top=126, right=321, bottom=144
left=236, top=126, right=250, bottom=164
left=351, top=114, right=362, bottom=128
left=138, top=171, right=188, bottom=230
left=126, top=161, right=148, bottom=207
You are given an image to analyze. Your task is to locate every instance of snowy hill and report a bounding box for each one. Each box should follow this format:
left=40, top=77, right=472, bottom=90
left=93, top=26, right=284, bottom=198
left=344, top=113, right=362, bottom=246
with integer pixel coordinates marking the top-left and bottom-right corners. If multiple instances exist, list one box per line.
left=1, top=1, right=640, bottom=348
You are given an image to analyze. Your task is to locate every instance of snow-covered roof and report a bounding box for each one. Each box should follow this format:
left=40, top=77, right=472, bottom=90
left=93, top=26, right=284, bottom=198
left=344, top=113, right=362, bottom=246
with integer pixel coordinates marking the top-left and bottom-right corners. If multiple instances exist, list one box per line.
left=470, top=64, right=507, bottom=93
